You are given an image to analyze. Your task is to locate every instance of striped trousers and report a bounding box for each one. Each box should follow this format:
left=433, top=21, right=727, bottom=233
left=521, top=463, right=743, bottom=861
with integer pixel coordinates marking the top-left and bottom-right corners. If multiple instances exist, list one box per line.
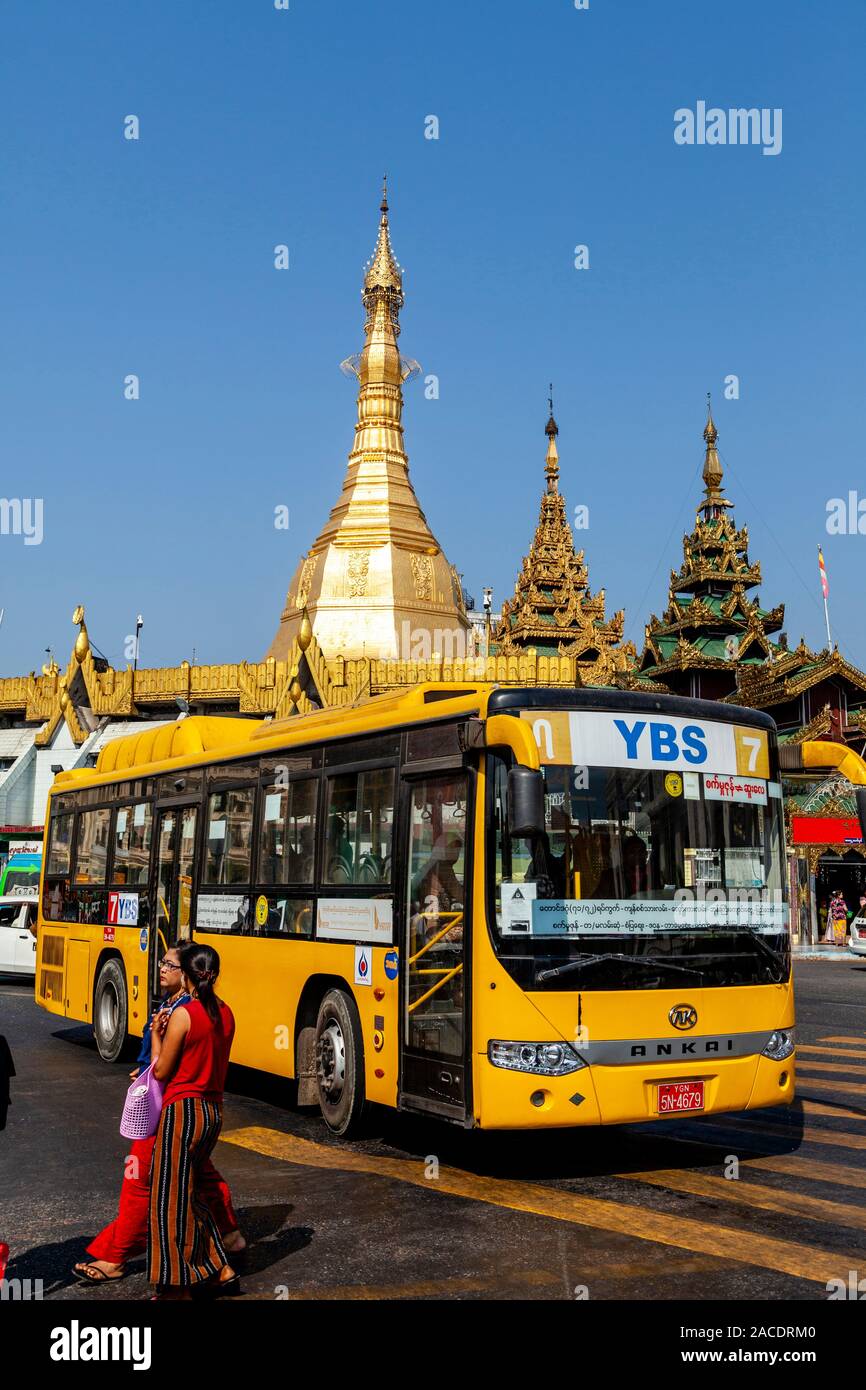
left=148, top=1097, right=229, bottom=1288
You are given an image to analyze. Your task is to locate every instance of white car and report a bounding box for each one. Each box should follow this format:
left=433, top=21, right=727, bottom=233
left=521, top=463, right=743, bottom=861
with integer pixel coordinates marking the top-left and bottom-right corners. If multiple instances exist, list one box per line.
left=849, top=915, right=866, bottom=958
left=0, top=893, right=38, bottom=976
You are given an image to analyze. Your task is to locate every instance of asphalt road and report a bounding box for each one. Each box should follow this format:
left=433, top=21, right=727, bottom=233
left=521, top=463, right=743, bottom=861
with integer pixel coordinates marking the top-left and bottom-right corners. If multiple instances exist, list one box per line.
left=1, top=959, right=864, bottom=1302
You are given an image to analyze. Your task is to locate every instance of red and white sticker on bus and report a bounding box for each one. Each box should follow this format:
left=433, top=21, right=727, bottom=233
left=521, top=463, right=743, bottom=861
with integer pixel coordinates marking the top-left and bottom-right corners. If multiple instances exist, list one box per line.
left=521, top=710, right=769, bottom=778
left=107, top=892, right=139, bottom=927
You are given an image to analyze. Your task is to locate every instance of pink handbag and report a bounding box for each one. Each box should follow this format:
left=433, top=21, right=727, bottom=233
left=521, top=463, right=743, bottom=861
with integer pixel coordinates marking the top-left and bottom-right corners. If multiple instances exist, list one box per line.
left=120, top=1061, right=164, bottom=1140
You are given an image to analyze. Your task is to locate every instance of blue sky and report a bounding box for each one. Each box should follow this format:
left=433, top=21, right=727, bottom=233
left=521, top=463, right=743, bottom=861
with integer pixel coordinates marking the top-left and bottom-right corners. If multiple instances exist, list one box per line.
left=2, top=0, right=864, bottom=675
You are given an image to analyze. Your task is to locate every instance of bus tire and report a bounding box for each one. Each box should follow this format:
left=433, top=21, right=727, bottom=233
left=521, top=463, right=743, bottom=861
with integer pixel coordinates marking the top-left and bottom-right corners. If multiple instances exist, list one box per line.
left=93, top=958, right=128, bottom=1063
left=314, top=988, right=367, bottom=1137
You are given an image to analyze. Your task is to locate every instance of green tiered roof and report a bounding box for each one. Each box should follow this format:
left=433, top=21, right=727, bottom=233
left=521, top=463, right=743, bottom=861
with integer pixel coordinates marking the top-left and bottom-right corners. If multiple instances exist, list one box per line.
left=639, top=405, right=787, bottom=685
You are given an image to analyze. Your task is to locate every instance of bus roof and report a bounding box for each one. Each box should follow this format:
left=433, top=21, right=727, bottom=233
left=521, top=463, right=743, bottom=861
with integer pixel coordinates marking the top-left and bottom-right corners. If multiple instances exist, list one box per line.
left=49, top=681, right=777, bottom=797
left=52, top=683, right=496, bottom=793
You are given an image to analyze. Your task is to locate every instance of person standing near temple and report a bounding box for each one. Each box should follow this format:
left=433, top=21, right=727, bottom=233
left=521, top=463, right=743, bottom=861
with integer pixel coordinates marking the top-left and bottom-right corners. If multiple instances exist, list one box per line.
left=73, top=945, right=243, bottom=1285
left=148, top=941, right=238, bottom=1299
left=828, top=889, right=850, bottom=946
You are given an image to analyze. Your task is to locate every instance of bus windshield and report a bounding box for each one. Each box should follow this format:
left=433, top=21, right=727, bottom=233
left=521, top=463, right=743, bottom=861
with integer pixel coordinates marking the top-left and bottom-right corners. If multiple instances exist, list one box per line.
left=490, top=718, right=790, bottom=991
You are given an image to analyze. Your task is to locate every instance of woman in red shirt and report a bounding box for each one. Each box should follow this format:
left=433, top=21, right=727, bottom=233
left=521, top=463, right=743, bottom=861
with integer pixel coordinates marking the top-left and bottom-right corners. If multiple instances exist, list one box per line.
left=148, top=941, right=238, bottom=1299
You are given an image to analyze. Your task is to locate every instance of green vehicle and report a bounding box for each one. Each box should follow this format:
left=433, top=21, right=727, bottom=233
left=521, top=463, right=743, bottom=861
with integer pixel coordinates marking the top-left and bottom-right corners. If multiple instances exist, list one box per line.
left=0, top=853, right=41, bottom=897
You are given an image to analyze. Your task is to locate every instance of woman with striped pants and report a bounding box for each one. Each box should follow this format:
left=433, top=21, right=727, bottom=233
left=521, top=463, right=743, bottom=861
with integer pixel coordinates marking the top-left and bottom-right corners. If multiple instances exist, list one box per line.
left=148, top=941, right=239, bottom=1299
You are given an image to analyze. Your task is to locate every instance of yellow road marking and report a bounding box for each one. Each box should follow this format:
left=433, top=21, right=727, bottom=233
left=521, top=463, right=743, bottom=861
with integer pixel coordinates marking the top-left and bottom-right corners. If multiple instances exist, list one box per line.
left=798, top=1076, right=866, bottom=1098
left=797, top=1060, right=866, bottom=1076
left=282, top=1254, right=730, bottom=1298
left=746, top=1154, right=866, bottom=1190
left=722, top=1099, right=866, bottom=1123
left=800, top=1045, right=866, bottom=1060
left=818, top=1036, right=866, bottom=1046
left=800, top=1099, right=866, bottom=1122
left=620, top=1167, right=866, bottom=1231
left=282, top=1270, right=561, bottom=1300
left=221, top=1126, right=863, bottom=1286
left=678, top=1119, right=866, bottom=1152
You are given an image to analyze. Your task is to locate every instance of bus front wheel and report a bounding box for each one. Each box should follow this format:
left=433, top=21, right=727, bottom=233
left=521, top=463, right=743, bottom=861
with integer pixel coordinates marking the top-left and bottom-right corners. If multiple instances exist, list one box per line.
left=93, top=958, right=128, bottom=1062
left=314, top=989, right=367, bottom=1137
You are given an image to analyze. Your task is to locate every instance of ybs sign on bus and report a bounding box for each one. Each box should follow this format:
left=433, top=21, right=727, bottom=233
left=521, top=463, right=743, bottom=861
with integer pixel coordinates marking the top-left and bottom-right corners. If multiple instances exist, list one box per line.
left=523, top=709, right=770, bottom=779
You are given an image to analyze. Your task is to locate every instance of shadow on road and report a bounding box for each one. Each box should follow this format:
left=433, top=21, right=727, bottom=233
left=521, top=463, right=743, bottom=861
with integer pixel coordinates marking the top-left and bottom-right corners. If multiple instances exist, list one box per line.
left=6, top=1205, right=313, bottom=1300
left=213, top=1053, right=812, bottom=1183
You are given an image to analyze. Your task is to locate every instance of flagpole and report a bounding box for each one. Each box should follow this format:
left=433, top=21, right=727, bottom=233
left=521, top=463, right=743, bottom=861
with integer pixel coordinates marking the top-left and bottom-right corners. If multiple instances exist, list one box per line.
left=818, top=546, right=832, bottom=650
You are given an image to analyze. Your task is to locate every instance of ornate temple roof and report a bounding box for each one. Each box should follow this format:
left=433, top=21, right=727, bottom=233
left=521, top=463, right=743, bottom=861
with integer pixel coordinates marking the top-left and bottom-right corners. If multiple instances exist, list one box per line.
left=492, top=402, right=635, bottom=684
left=733, top=642, right=866, bottom=711
left=640, top=403, right=786, bottom=680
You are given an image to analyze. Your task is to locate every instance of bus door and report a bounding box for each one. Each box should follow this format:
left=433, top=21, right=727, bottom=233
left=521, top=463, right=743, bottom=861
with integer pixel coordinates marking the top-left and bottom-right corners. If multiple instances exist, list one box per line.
left=399, top=768, right=471, bottom=1121
left=151, top=803, right=199, bottom=1000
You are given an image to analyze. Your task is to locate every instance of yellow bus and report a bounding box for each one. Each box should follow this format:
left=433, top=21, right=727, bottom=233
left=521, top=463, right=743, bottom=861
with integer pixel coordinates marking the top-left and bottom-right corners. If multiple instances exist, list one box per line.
left=35, top=682, right=838, bottom=1135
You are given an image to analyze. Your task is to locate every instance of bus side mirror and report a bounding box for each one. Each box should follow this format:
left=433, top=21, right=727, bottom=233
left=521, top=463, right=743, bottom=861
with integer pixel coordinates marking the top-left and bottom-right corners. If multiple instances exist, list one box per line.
left=857, top=788, right=866, bottom=844
left=508, top=767, right=545, bottom=838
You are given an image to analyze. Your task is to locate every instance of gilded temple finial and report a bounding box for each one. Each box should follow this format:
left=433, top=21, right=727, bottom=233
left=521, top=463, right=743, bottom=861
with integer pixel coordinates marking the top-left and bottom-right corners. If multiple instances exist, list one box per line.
left=699, top=394, right=729, bottom=518
left=544, top=390, right=560, bottom=493
left=364, top=177, right=403, bottom=302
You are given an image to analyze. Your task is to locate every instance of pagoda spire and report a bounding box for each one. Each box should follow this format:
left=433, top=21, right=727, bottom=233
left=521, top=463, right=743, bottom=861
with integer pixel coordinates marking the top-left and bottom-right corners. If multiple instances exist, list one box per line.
left=638, top=402, right=786, bottom=695
left=492, top=403, right=633, bottom=682
left=699, top=394, right=732, bottom=521
left=544, top=383, right=559, bottom=494
left=266, top=182, right=468, bottom=663
left=362, top=175, right=403, bottom=309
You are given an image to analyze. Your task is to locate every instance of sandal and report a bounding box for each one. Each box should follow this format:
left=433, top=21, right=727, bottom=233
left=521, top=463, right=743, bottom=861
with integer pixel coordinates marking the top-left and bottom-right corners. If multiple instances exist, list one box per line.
left=71, top=1262, right=127, bottom=1284
left=197, top=1270, right=241, bottom=1298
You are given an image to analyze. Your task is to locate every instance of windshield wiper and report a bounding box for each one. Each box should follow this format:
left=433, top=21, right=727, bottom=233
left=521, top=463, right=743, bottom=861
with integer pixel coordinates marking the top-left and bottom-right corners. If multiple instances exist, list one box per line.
left=536, top=954, right=707, bottom=984
left=730, top=930, right=788, bottom=980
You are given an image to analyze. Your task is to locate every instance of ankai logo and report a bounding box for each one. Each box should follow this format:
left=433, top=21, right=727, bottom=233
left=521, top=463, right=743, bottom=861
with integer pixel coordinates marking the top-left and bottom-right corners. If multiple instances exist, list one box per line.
left=669, top=1003, right=698, bottom=1031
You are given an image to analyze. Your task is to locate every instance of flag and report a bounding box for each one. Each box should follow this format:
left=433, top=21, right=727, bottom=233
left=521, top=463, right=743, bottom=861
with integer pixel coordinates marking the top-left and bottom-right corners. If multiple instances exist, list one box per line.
left=818, top=548, right=829, bottom=599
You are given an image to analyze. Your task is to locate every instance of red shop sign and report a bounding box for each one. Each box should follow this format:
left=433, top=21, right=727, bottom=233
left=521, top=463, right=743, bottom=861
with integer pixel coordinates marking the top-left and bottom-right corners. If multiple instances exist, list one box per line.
left=791, top=815, right=863, bottom=846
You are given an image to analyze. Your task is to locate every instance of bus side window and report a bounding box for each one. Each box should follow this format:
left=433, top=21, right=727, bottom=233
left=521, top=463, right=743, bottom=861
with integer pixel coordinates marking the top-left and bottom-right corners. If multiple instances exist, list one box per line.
left=75, top=808, right=111, bottom=885
left=203, top=787, right=255, bottom=885
left=112, top=802, right=153, bottom=887
left=258, top=777, right=317, bottom=886
left=324, top=768, right=395, bottom=885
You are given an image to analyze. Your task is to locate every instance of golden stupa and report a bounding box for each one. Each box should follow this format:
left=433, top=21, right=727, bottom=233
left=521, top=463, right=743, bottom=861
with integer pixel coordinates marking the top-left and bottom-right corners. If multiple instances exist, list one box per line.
left=267, top=181, right=470, bottom=663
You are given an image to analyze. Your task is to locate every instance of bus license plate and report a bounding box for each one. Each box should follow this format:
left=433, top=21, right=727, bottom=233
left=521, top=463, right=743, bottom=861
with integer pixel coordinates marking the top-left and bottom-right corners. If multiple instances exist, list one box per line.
left=657, top=1081, right=704, bottom=1113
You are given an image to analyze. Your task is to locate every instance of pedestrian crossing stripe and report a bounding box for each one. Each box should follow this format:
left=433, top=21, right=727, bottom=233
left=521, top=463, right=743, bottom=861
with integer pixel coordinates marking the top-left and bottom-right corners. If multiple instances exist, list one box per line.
left=800, top=1044, right=866, bottom=1060
left=746, top=1154, right=866, bottom=1190
left=800, top=1098, right=866, bottom=1122
left=618, top=1167, right=866, bottom=1232
left=799, top=1076, right=866, bottom=1098
left=797, top=1059, right=866, bottom=1076
left=220, top=1125, right=865, bottom=1287
left=665, top=1117, right=866, bottom=1152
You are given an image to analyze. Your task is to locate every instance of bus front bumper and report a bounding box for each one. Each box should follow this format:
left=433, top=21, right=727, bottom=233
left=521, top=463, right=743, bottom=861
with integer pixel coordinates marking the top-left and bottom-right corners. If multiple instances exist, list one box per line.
left=475, top=1049, right=795, bottom=1129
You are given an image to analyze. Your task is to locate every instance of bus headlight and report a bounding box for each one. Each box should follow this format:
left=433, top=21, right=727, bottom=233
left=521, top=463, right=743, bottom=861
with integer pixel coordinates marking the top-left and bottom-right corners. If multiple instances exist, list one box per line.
left=488, top=1040, right=586, bottom=1076
left=761, top=1029, right=795, bottom=1061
